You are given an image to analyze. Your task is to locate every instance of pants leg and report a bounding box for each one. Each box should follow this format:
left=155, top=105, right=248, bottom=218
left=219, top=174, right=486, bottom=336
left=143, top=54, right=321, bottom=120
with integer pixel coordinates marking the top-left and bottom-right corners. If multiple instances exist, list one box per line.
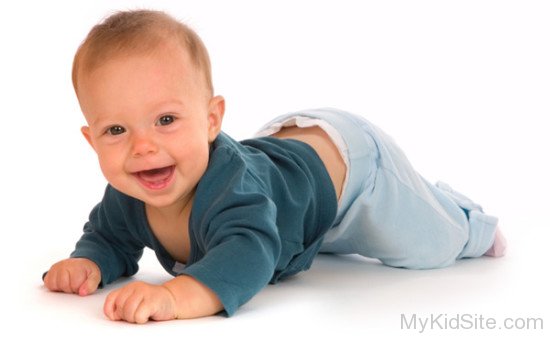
left=308, top=110, right=499, bottom=269
left=257, top=108, right=499, bottom=269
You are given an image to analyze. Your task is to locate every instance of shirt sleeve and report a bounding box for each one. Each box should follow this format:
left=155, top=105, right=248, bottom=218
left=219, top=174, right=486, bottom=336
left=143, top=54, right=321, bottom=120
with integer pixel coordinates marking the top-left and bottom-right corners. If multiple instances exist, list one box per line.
left=71, top=185, right=145, bottom=286
left=181, top=191, right=282, bottom=317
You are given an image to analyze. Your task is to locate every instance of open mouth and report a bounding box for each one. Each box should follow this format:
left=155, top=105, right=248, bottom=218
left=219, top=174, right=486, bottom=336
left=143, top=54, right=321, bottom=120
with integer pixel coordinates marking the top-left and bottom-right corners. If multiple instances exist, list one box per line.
left=133, top=165, right=175, bottom=190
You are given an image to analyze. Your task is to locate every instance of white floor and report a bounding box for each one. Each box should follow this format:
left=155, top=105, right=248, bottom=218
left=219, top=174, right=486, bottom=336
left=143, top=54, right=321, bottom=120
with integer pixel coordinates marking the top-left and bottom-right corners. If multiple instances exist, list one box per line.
left=5, top=221, right=547, bottom=343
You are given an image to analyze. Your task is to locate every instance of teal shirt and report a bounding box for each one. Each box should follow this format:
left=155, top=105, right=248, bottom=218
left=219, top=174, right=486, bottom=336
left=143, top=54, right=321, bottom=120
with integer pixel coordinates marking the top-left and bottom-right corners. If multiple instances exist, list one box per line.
left=70, top=132, right=337, bottom=316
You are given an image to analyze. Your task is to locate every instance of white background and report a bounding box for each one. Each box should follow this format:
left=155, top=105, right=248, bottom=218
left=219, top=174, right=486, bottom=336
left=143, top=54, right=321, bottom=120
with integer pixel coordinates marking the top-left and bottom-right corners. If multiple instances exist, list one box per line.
left=0, top=0, right=548, bottom=342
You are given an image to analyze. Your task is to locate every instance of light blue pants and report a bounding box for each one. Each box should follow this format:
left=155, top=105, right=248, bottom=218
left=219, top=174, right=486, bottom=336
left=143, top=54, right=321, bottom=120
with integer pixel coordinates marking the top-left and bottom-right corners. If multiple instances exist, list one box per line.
left=262, top=108, right=499, bottom=269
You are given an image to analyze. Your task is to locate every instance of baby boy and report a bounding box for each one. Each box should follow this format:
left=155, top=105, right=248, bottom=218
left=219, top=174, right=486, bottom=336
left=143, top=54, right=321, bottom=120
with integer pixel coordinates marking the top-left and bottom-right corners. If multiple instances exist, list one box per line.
left=43, top=10, right=506, bottom=324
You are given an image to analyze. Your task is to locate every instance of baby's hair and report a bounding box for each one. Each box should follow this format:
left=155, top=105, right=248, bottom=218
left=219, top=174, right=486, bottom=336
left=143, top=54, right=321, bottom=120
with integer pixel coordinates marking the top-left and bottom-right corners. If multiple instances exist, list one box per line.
left=72, top=9, right=213, bottom=96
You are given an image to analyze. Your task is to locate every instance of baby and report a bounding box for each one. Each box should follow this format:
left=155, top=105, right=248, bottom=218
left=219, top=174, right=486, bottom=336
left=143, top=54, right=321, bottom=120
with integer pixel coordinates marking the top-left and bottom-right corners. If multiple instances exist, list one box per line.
left=43, top=10, right=506, bottom=324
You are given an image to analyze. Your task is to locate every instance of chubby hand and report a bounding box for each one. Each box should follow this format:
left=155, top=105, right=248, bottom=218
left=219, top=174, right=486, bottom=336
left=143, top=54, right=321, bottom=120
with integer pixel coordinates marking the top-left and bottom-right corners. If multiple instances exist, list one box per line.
left=103, top=281, right=177, bottom=324
left=43, top=258, right=101, bottom=296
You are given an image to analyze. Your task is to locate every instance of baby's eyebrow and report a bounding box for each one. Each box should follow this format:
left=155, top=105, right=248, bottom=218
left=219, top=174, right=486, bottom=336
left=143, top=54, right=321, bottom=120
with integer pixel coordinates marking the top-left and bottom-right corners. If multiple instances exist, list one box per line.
left=86, top=100, right=185, bottom=127
left=151, top=99, right=186, bottom=112
left=90, top=116, right=109, bottom=127
left=90, top=117, right=102, bottom=126
left=89, top=115, right=120, bottom=129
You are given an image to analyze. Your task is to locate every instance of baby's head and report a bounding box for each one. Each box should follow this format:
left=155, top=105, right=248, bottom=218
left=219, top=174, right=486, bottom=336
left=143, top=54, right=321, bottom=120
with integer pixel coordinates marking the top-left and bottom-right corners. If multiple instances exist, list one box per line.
left=75, top=10, right=225, bottom=209
left=72, top=10, right=213, bottom=99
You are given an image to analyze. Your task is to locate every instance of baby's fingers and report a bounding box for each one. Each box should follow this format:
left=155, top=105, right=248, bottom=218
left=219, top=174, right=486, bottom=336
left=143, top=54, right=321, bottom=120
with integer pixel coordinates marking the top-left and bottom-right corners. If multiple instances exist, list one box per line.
left=43, top=269, right=59, bottom=292
left=135, top=301, right=154, bottom=324
left=78, top=268, right=101, bottom=296
left=44, top=268, right=73, bottom=293
left=104, top=289, right=121, bottom=321
left=104, top=283, right=158, bottom=324
left=43, top=258, right=101, bottom=295
left=105, top=288, right=137, bottom=321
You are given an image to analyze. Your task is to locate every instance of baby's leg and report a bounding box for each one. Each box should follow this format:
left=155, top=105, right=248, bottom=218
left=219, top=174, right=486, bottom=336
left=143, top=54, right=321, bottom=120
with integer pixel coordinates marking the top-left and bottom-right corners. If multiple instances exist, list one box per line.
left=321, top=116, right=501, bottom=269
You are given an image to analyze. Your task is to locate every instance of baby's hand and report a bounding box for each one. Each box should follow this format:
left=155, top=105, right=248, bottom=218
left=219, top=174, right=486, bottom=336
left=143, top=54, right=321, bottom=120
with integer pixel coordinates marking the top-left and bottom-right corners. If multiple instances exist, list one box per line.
left=103, top=281, right=177, bottom=324
left=43, top=258, right=101, bottom=296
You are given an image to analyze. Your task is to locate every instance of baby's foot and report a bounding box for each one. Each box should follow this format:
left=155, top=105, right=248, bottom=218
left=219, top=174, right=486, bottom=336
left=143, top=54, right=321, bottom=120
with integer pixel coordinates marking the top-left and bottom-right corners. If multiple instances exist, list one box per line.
left=484, top=226, right=507, bottom=257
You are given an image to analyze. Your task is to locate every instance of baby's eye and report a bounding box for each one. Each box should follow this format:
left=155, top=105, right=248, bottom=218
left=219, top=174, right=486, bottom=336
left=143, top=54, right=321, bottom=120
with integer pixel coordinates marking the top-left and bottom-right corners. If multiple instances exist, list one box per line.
left=156, top=115, right=175, bottom=126
left=106, top=125, right=126, bottom=136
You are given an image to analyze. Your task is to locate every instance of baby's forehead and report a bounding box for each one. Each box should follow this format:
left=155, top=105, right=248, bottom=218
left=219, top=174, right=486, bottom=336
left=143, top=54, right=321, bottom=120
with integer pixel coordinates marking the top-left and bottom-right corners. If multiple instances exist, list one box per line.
left=78, top=45, right=210, bottom=121
left=77, top=37, right=211, bottom=98
left=84, top=35, right=186, bottom=71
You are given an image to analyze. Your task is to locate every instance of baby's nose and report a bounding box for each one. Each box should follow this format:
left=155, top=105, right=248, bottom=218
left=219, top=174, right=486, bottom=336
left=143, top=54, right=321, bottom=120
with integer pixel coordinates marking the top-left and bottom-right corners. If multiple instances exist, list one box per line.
left=131, top=132, right=158, bottom=157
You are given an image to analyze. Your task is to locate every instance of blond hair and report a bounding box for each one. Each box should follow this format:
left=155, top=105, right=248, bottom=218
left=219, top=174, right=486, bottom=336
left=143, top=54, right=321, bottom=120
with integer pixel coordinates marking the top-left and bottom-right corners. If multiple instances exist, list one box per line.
left=72, top=10, right=213, bottom=96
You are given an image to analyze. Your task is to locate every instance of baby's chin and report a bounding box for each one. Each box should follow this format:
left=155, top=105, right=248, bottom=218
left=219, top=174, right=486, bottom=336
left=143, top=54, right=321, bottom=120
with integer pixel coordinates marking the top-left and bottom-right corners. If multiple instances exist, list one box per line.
left=136, top=191, right=186, bottom=209
left=133, top=185, right=194, bottom=211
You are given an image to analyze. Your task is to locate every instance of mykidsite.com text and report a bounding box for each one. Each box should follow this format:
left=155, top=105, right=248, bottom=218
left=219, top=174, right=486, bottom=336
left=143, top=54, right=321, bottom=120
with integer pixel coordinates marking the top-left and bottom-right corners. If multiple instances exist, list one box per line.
left=401, top=313, right=544, bottom=333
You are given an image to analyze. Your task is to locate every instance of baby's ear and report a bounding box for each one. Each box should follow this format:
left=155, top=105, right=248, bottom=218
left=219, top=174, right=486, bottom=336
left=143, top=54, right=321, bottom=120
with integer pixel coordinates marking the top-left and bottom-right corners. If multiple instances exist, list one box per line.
left=80, top=126, right=96, bottom=151
left=207, top=95, right=225, bottom=142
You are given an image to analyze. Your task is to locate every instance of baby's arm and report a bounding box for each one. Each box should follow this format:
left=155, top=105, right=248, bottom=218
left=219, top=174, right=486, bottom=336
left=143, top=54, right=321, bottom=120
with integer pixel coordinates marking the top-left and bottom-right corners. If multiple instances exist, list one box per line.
left=102, top=275, right=222, bottom=323
left=43, top=258, right=101, bottom=296
left=102, top=190, right=282, bottom=323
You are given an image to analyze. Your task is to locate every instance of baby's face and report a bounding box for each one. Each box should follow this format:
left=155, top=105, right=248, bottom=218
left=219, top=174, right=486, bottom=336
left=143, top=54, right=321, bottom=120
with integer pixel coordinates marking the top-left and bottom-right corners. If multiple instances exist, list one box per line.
left=77, top=41, right=224, bottom=209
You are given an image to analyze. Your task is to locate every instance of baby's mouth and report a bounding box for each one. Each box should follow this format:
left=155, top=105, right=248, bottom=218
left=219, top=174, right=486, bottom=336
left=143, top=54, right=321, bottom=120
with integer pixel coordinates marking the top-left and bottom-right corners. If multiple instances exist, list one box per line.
left=133, top=165, right=175, bottom=190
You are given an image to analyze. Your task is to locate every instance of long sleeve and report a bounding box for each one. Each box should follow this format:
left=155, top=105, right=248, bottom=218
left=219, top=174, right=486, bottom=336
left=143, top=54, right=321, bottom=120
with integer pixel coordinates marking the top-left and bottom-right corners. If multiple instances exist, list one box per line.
left=182, top=191, right=282, bottom=316
left=71, top=186, right=145, bottom=286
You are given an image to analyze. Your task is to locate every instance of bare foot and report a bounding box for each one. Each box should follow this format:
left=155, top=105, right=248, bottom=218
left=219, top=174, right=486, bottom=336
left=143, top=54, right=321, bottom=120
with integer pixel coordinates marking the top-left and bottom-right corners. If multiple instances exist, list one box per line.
left=484, top=227, right=507, bottom=257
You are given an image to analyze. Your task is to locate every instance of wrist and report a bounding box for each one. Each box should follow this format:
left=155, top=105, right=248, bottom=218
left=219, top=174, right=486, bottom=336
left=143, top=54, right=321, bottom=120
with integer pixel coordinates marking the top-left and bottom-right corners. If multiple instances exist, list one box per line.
left=162, top=275, right=223, bottom=319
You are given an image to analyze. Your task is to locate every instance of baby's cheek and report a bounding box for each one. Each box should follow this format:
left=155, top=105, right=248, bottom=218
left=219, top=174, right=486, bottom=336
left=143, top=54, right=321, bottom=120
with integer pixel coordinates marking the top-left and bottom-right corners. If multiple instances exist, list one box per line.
left=187, top=149, right=209, bottom=175
left=176, top=140, right=208, bottom=165
left=98, top=157, right=124, bottom=184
